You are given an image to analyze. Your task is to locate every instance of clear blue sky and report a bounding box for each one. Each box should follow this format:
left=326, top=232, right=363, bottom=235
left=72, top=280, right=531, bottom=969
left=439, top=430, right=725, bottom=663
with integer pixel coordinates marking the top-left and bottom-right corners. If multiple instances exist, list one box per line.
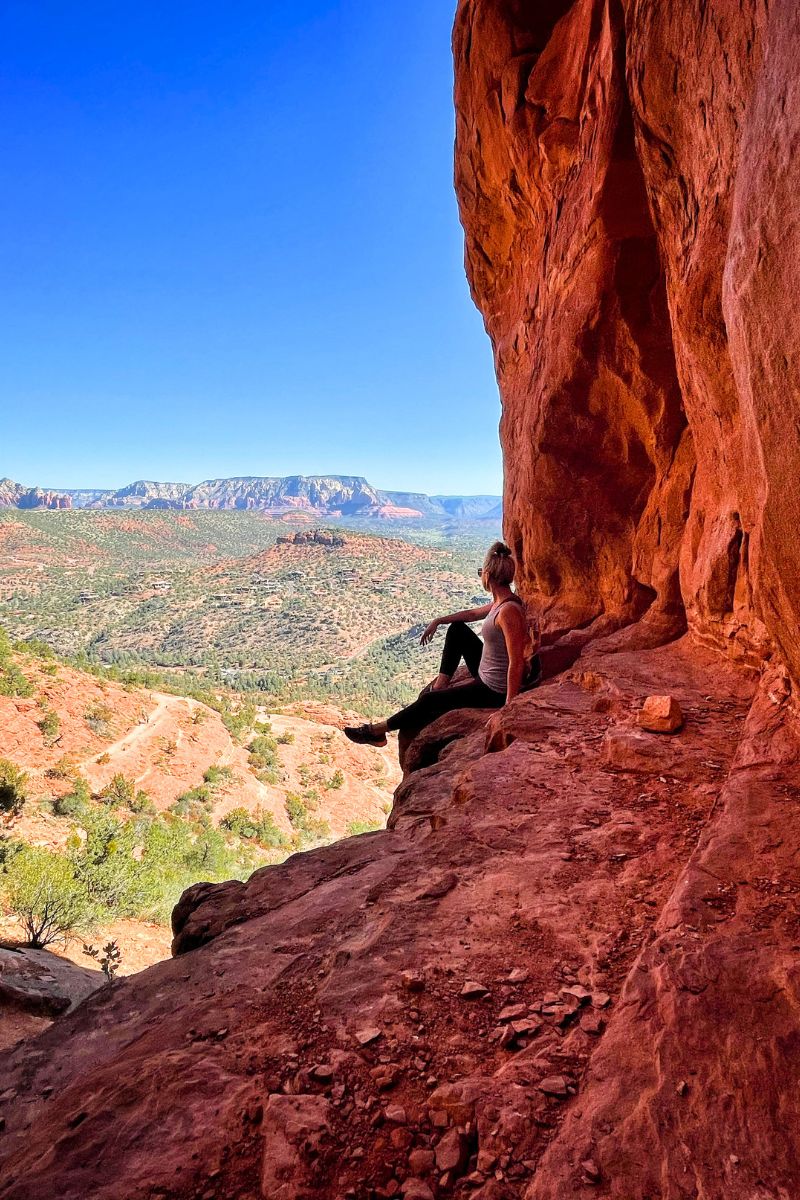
left=0, top=1, right=502, bottom=496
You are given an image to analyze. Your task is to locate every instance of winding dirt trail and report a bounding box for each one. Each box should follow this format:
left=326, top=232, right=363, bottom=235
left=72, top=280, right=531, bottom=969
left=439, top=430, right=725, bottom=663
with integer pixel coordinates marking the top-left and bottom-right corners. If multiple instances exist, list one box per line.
left=86, top=694, right=192, bottom=781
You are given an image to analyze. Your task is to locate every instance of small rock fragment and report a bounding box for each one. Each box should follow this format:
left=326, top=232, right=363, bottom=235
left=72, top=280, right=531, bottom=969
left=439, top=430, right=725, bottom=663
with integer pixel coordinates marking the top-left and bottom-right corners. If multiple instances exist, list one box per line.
left=460, top=980, right=489, bottom=999
left=402, top=1183, right=434, bottom=1200
left=538, top=1075, right=570, bottom=1098
left=386, top=1105, right=407, bottom=1124
left=591, top=992, right=611, bottom=1009
left=676, top=1079, right=688, bottom=1096
left=408, top=1149, right=436, bottom=1175
left=559, top=985, right=591, bottom=1006
left=638, top=695, right=684, bottom=734
left=435, top=1128, right=469, bottom=1174
left=356, top=1026, right=382, bottom=1046
left=579, top=1012, right=605, bottom=1036
left=400, top=971, right=425, bottom=993
left=507, top=967, right=529, bottom=984
left=581, top=1158, right=601, bottom=1183
left=497, top=1003, right=527, bottom=1023
left=371, top=1064, right=401, bottom=1091
left=311, top=1064, right=334, bottom=1082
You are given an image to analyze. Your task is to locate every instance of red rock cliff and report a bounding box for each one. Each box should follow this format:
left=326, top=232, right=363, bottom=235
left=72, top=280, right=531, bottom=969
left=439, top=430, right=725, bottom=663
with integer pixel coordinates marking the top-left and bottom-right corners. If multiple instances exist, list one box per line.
left=455, top=0, right=800, bottom=679
left=1, top=5, right=800, bottom=1200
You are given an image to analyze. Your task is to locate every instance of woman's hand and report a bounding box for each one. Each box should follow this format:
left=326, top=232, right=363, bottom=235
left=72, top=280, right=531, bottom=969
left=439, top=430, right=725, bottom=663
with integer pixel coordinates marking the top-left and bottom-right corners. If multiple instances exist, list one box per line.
left=420, top=619, right=440, bottom=646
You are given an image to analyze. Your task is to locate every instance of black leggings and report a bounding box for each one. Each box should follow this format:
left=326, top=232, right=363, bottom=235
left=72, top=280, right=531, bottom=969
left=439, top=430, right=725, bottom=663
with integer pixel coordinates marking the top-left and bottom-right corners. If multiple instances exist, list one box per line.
left=386, top=621, right=505, bottom=734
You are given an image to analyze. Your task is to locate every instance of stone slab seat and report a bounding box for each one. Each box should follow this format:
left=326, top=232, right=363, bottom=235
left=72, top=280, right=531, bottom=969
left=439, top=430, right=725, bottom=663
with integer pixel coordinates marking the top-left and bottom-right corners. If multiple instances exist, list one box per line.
left=399, top=707, right=497, bottom=776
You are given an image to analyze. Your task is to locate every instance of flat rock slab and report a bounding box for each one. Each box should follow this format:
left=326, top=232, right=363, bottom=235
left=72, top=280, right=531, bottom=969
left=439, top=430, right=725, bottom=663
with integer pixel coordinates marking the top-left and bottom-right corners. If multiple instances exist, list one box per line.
left=0, top=947, right=102, bottom=1018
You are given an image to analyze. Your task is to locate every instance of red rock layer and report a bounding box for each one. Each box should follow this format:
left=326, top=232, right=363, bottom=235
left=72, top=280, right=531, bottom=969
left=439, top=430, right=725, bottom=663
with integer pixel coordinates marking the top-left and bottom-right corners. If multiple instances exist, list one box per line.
left=455, top=0, right=800, bottom=680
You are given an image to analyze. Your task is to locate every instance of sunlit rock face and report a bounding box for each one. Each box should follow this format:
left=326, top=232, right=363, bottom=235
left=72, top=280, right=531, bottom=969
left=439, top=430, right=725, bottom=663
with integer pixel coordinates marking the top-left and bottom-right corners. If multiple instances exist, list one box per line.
left=455, top=0, right=800, bottom=678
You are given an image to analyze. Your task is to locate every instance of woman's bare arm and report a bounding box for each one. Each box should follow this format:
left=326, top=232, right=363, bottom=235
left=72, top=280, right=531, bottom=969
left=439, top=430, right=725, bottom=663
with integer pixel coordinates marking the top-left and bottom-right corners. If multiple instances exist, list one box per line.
left=420, top=603, right=493, bottom=645
left=497, top=603, right=528, bottom=701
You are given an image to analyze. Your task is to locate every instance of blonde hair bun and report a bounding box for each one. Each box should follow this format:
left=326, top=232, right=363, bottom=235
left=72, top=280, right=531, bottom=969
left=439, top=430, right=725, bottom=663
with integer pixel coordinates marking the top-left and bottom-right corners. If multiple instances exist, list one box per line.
left=483, top=541, right=516, bottom=586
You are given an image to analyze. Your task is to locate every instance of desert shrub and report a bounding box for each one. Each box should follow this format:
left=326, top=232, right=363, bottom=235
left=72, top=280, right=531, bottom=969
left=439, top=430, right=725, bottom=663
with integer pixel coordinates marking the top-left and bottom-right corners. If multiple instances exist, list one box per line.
left=346, top=818, right=384, bottom=837
left=129, top=789, right=155, bottom=815
left=284, top=792, right=331, bottom=848
left=276, top=731, right=295, bottom=745
left=70, top=808, right=143, bottom=915
left=53, top=777, right=92, bottom=817
left=46, top=754, right=80, bottom=780
left=326, top=769, right=345, bottom=790
left=175, top=784, right=213, bottom=809
left=248, top=734, right=278, bottom=769
left=14, top=638, right=54, bottom=660
left=84, top=701, right=114, bottom=738
left=3, top=845, right=97, bottom=947
left=300, top=816, right=331, bottom=845
left=285, top=792, right=307, bottom=829
left=221, top=806, right=287, bottom=850
left=221, top=701, right=257, bottom=743
left=203, top=764, right=234, bottom=787
left=37, top=708, right=61, bottom=744
left=248, top=733, right=280, bottom=785
left=0, top=759, right=28, bottom=821
left=99, top=774, right=135, bottom=807
left=0, top=639, right=34, bottom=697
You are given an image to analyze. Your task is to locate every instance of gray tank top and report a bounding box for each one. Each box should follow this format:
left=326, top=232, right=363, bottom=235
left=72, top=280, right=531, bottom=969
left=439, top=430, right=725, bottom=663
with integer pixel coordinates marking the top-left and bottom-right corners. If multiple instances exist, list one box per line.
left=479, top=599, right=517, bottom=692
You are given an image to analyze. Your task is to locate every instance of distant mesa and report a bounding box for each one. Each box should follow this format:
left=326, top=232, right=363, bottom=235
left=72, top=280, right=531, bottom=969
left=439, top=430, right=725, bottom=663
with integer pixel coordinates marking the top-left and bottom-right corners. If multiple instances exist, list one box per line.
left=0, top=475, right=502, bottom=521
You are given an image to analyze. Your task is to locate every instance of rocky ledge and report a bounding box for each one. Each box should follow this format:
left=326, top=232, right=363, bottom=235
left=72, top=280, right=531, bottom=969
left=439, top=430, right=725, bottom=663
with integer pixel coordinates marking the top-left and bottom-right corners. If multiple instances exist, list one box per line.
left=1, top=632, right=798, bottom=1199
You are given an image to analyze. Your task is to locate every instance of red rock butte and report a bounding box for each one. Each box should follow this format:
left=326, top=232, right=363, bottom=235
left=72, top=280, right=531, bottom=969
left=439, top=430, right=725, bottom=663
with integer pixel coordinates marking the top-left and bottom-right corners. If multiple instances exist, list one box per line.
left=2, top=3, right=800, bottom=1198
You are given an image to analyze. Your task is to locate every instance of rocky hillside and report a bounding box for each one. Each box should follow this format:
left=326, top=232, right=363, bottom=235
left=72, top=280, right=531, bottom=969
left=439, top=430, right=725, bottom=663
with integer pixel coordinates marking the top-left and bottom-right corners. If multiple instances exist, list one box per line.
left=0, top=644, right=397, bottom=994
left=2, top=3, right=800, bottom=1199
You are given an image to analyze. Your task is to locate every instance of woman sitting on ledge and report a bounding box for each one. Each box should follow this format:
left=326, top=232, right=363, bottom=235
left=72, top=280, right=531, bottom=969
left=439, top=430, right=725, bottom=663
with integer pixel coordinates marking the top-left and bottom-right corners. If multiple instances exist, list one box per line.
left=345, top=541, right=540, bottom=747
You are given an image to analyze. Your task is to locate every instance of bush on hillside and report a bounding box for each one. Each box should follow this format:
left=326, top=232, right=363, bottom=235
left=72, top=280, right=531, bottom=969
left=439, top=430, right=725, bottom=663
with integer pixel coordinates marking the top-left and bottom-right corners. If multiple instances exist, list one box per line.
left=284, top=791, right=331, bottom=848
left=0, top=759, right=28, bottom=821
left=99, top=774, right=151, bottom=812
left=346, top=818, right=384, bottom=837
left=84, top=701, right=114, bottom=738
left=0, top=630, right=34, bottom=699
left=3, top=845, right=97, bottom=947
left=203, top=764, right=234, bottom=787
left=220, top=806, right=287, bottom=850
left=37, top=708, right=61, bottom=744
left=53, top=777, right=92, bottom=817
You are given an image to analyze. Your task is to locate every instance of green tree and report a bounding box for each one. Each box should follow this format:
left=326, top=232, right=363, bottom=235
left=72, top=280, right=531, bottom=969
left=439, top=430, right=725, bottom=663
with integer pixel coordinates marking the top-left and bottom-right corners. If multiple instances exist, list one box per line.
left=4, top=846, right=97, bottom=947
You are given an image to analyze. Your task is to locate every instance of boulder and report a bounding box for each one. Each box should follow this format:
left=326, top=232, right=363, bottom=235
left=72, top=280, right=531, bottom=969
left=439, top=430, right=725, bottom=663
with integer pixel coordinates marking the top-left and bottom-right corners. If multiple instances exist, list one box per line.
left=638, top=696, right=684, bottom=734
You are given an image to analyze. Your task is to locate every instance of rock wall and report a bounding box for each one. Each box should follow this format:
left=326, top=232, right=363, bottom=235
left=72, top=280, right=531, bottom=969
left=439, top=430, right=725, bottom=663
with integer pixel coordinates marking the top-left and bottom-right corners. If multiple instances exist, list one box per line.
left=455, top=0, right=800, bottom=679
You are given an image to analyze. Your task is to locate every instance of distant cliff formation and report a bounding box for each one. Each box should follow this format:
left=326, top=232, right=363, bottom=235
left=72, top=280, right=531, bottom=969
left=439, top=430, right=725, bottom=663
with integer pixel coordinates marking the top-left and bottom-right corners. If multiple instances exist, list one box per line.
left=0, top=478, right=71, bottom=510
left=0, top=475, right=501, bottom=520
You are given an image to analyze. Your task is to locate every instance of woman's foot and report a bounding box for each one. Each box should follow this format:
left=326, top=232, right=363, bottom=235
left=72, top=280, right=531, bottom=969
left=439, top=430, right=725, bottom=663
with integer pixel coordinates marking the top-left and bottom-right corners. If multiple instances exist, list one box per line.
left=344, top=723, right=388, bottom=747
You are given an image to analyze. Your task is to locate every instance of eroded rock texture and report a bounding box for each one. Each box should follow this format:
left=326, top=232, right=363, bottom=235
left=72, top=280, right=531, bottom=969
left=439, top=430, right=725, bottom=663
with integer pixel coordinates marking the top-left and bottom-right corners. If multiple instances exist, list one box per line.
left=456, top=0, right=800, bottom=678
left=2, top=4, right=800, bottom=1199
